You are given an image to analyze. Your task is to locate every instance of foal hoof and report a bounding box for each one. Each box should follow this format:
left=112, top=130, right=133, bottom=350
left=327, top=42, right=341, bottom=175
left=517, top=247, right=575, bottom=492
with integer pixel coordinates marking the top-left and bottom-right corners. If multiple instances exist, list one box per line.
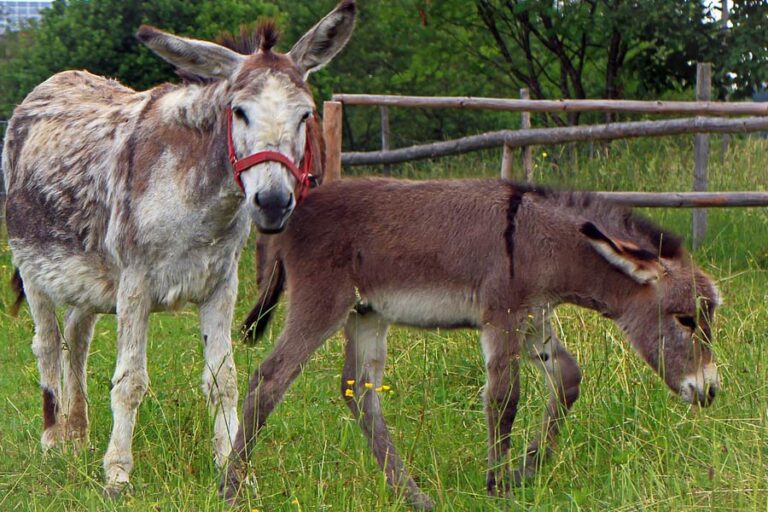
left=408, top=491, right=435, bottom=511
left=486, top=471, right=512, bottom=497
left=219, top=464, right=247, bottom=506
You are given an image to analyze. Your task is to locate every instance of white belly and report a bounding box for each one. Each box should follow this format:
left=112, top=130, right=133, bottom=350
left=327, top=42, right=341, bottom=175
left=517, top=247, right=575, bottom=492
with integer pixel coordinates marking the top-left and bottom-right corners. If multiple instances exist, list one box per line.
left=367, top=288, right=481, bottom=329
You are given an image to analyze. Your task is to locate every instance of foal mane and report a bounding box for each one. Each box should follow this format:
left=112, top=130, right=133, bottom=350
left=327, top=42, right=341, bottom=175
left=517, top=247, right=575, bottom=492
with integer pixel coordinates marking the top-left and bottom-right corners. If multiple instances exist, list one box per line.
left=553, top=191, right=684, bottom=259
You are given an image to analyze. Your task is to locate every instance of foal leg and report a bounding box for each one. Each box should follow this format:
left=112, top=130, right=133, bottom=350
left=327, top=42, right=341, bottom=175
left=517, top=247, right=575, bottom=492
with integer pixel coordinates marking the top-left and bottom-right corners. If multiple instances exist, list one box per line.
left=61, top=307, right=98, bottom=447
left=199, top=272, right=239, bottom=468
left=103, top=271, right=151, bottom=495
left=515, top=308, right=581, bottom=483
left=25, top=282, right=64, bottom=449
left=341, top=311, right=434, bottom=511
left=220, top=289, right=352, bottom=502
left=481, top=321, right=522, bottom=497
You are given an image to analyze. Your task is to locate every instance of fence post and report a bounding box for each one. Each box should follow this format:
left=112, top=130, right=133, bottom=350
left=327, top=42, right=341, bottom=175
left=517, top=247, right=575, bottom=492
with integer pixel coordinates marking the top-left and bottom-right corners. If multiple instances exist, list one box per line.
left=323, top=100, right=343, bottom=182
left=520, top=88, right=533, bottom=182
left=1, top=121, right=5, bottom=231
left=380, top=106, right=391, bottom=176
left=693, top=63, right=711, bottom=249
left=501, top=88, right=532, bottom=180
left=500, top=144, right=514, bottom=180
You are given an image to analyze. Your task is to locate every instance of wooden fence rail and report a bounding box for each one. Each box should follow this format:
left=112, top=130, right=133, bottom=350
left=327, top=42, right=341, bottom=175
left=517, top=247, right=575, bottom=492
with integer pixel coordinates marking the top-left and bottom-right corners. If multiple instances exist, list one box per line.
left=339, top=116, right=768, bottom=166
left=597, top=192, right=768, bottom=208
left=332, top=93, right=768, bottom=116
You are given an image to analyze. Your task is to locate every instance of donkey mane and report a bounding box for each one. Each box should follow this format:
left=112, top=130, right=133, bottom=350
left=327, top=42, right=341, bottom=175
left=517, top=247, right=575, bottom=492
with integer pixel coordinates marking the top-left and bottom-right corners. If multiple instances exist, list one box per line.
left=178, top=20, right=281, bottom=84
left=219, top=19, right=280, bottom=55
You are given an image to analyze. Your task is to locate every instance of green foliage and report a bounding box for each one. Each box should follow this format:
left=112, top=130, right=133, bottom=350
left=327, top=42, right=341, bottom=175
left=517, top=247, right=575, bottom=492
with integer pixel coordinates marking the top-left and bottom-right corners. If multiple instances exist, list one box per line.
left=0, top=0, right=280, bottom=118
left=0, top=0, right=765, bottom=148
left=721, top=0, right=768, bottom=99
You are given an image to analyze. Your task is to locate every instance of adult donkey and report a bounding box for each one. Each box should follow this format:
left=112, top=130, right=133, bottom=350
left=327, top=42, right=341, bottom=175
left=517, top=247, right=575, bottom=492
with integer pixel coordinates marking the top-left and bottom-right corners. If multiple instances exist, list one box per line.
left=3, top=1, right=355, bottom=494
left=226, top=178, right=720, bottom=508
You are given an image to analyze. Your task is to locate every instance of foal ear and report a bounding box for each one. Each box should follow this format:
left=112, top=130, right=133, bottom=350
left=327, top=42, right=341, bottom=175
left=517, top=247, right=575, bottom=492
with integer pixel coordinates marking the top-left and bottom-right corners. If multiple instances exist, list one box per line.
left=288, top=0, right=356, bottom=79
left=580, top=222, right=661, bottom=285
left=137, top=25, right=244, bottom=80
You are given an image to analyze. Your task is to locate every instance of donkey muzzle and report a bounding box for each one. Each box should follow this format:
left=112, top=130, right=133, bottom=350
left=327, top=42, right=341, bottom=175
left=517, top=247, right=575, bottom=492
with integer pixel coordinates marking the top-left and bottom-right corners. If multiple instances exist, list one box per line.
left=251, top=189, right=295, bottom=234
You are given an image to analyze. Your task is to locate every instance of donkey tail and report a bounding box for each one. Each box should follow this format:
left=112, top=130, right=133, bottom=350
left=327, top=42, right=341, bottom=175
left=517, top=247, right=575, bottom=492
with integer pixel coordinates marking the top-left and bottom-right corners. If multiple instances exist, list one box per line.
left=242, top=251, right=285, bottom=345
left=10, top=267, right=25, bottom=316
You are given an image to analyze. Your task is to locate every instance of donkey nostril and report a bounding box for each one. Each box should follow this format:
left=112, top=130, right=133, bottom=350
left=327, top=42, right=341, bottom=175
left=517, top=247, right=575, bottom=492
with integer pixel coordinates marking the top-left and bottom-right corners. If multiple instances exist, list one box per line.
left=708, top=387, right=716, bottom=400
left=284, top=193, right=294, bottom=209
left=253, top=193, right=262, bottom=207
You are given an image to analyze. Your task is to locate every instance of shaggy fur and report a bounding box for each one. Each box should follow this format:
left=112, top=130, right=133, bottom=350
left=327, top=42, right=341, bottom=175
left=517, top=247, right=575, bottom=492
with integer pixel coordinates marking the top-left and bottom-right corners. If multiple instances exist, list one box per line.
left=4, top=0, right=355, bottom=495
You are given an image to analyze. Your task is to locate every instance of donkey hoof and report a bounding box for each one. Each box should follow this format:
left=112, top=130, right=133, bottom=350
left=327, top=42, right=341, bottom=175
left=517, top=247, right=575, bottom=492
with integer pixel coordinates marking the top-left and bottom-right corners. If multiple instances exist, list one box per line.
left=104, top=480, right=131, bottom=499
left=408, top=491, right=435, bottom=511
left=40, top=425, right=66, bottom=450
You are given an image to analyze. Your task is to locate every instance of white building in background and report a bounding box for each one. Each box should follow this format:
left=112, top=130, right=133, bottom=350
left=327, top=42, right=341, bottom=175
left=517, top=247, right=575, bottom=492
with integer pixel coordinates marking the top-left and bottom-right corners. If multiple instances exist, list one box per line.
left=0, top=0, right=53, bottom=34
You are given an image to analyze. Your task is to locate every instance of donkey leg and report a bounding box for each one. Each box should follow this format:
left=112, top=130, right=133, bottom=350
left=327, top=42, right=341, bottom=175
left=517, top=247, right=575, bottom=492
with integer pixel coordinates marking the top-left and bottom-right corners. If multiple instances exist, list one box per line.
left=61, top=307, right=98, bottom=447
left=103, top=271, right=151, bottom=495
left=25, top=282, right=65, bottom=450
left=481, top=322, right=522, bottom=497
left=515, top=308, right=581, bottom=483
left=220, top=292, right=351, bottom=502
left=341, top=311, right=435, bottom=511
left=199, top=272, right=239, bottom=468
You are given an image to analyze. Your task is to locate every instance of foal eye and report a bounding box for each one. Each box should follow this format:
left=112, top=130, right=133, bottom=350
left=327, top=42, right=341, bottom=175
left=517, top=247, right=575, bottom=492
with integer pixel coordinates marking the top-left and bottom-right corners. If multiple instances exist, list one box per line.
left=675, top=315, right=697, bottom=331
left=233, top=107, right=249, bottom=125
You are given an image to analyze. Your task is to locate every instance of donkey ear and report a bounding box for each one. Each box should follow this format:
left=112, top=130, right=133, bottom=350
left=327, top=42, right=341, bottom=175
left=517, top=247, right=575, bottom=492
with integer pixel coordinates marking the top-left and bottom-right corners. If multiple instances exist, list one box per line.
left=288, top=0, right=356, bottom=79
left=580, top=222, right=661, bottom=285
left=137, top=25, right=244, bottom=80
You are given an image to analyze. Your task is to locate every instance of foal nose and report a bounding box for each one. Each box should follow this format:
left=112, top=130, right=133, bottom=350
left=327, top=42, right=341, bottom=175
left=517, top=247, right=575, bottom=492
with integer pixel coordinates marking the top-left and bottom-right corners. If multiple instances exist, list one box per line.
left=690, top=382, right=718, bottom=407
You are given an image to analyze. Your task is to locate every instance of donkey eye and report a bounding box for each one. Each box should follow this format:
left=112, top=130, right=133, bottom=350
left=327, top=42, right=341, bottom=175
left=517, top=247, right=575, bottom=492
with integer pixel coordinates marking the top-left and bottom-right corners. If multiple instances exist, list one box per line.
left=675, top=315, right=697, bottom=331
left=233, top=107, right=249, bottom=125
left=300, top=111, right=311, bottom=123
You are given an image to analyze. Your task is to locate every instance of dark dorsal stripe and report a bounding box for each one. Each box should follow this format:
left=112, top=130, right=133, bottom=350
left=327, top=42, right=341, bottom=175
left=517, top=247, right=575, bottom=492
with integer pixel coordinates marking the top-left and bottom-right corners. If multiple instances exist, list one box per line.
left=505, top=182, right=546, bottom=277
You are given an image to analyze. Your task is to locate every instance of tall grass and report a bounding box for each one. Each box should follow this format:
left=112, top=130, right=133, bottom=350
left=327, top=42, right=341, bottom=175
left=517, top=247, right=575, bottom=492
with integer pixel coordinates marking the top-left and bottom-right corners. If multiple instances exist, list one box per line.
left=1, top=136, right=766, bottom=510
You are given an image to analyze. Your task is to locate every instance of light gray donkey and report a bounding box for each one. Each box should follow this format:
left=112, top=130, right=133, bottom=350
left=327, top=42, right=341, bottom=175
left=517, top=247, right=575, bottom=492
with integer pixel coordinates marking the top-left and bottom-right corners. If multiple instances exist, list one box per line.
left=224, top=178, right=720, bottom=509
left=3, top=1, right=355, bottom=494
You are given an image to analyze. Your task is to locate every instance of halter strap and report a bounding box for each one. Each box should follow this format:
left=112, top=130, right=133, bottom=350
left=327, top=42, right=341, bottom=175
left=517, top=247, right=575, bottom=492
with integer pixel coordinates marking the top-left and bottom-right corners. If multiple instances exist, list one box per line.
left=226, top=107, right=315, bottom=203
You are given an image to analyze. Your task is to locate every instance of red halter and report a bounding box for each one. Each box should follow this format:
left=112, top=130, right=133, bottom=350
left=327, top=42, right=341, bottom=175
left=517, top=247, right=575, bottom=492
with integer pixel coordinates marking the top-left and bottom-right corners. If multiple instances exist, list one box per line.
left=226, top=107, right=315, bottom=203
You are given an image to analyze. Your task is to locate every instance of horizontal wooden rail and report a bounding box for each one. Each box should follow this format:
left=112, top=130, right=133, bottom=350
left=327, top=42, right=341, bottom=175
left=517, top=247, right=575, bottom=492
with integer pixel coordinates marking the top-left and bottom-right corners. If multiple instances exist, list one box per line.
left=333, top=93, right=768, bottom=116
left=598, top=192, right=768, bottom=208
left=342, top=116, right=768, bottom=166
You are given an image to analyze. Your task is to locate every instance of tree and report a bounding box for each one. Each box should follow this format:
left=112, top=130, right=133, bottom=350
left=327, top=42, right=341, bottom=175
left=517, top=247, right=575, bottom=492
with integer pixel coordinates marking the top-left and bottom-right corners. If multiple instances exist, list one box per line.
left=720, top=0, right=768, bottom=99
left=0, top=0, right=280, bottom=118
left=472, top=0, right=719, bottom=124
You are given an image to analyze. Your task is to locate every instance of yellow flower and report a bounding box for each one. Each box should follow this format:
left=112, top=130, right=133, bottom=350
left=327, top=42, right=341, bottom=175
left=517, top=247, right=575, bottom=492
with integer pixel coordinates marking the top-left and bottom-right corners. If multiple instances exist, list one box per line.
left=345, top=389, right=354, bottom=397
left=381, top=385, right=391, bottom=391
left=251, top=509, right=261, bottom=512
left=375, top=386, right=383, bottom=393
left=542, top=151, right=548, bottom=158
left=346, top=379, right=355, bottom=385
left=364, top=382, right=374, bottom=389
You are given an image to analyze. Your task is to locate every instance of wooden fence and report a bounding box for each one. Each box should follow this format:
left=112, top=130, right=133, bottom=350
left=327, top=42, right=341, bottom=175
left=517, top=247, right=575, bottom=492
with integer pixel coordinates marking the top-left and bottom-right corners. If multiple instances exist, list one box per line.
left=322, top=64, right=768, bottom=248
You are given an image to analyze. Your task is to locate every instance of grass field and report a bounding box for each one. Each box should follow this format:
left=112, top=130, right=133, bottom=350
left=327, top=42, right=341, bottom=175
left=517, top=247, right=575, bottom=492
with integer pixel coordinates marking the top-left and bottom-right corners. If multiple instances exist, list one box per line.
left=1, top=136, right=767, bottom=511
